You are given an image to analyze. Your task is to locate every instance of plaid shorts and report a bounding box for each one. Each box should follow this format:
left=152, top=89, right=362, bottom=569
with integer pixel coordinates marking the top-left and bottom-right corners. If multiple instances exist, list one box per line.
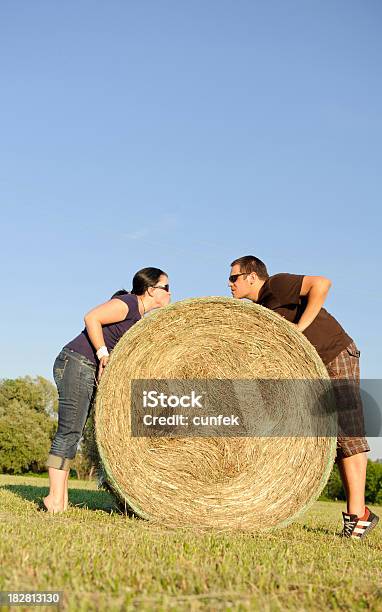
left=325, top=341, right=370, bottom=461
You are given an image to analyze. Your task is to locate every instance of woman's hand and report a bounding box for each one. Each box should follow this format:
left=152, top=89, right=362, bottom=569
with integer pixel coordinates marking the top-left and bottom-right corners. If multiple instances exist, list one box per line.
left=97, top=355, right=109, bottom=381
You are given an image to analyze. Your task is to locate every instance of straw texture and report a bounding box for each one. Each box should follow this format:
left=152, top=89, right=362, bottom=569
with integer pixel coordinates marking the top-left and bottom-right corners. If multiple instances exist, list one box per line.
left=95, top=297, right=336, bottom=531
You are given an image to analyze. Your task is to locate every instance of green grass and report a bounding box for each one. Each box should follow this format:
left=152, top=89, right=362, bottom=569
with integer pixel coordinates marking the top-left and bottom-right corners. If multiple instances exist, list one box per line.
left=0, top=475, right=381, bottom=611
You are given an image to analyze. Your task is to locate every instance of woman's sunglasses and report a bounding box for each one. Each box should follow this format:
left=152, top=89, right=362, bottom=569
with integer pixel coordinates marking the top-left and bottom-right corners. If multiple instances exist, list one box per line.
left=228, top=273, right=247, bottom=283
left=152, top=284, right=170, bottom=292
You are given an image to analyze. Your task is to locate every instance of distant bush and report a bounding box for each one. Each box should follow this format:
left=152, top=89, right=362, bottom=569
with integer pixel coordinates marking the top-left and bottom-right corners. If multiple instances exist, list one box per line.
left=320, top=459, right=382, bottom=504
left=21, top=470, right=79, bottom=479
left=72, top=413, right=101, bottom=480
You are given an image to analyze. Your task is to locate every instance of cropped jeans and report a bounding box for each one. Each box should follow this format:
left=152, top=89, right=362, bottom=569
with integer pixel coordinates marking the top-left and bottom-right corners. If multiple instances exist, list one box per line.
left=46, top=348, right=97, bottom=471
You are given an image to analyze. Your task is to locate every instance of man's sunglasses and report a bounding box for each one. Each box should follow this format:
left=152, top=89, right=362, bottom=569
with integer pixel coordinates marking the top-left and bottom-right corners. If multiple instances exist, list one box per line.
left=152, top=284, right=170, bottom=292
left=229, top=273, right=248, bottom=283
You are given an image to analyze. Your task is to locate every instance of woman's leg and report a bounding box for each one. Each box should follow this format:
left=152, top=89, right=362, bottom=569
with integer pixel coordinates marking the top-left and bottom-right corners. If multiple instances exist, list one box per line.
left=64, top=469, right=69, bottom=510
left=44, top=467, right=68, bottom=512
left=44, top=351, right=96, bottom=513
left=43, top=464, right=70, bottom=512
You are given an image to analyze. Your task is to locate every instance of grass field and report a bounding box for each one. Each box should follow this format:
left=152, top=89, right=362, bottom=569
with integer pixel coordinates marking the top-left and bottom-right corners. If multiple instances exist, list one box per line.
left=0, top=474, right=381, bottom=611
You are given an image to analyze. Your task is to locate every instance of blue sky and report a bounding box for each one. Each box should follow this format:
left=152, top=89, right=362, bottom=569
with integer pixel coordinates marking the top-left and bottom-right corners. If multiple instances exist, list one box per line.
left=1, top=1, right=381, bottom=456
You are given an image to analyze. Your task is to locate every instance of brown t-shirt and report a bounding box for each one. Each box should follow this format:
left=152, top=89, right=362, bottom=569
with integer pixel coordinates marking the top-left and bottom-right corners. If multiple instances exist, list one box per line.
left=257, top=273, right=352, bottom=365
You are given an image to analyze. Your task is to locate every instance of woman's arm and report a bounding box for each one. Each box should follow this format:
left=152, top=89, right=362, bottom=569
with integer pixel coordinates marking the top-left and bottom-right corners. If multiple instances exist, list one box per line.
left=84, top=299, right=129, bottom=379
left=295, top=276, right=332, bottom=332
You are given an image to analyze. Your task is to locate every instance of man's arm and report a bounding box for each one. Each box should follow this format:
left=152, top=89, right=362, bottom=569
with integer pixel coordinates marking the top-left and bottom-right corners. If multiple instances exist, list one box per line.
left=295, top=276, right=332, bottom=332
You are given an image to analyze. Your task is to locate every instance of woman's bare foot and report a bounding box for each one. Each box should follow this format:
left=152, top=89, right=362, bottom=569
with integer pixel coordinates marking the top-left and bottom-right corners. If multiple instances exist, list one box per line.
left=42, top=495, right=65, bottom=513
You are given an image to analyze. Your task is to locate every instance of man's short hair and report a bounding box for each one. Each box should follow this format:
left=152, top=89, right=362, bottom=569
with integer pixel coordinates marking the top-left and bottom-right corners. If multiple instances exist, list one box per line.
left=230, top=255, right=269, bottom=280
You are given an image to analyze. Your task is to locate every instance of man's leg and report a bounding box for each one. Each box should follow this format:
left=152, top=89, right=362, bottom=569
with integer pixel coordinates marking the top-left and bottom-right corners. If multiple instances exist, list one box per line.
left=336, top=444, right=379, bottom=539
left=337, top=451, right=367, bottom=517
left=326, top=342, right=374, bottom=532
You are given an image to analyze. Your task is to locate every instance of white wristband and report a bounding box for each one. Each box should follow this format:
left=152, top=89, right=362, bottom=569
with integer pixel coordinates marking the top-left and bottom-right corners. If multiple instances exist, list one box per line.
left=96, top=345, right=109, bottom=359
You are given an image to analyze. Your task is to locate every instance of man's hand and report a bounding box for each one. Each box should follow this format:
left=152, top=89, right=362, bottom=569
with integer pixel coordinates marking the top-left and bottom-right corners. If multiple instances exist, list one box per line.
left=290, top=322, right=305, bottom=332
left=97, top=355, right=109, bottom=381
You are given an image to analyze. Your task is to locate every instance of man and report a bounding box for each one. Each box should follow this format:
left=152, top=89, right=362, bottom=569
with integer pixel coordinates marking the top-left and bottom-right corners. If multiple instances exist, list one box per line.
left=229, top=255, right=379, bottom=540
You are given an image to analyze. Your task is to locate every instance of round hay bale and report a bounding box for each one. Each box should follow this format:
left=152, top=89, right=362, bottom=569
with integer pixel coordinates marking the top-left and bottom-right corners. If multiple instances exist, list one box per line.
left=95, top=297, right=337, bottom=531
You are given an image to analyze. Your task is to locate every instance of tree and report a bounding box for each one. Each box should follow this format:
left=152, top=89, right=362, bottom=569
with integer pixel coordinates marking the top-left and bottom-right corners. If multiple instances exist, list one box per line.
left=0, top=399, right=55, bottom=473
left=0, top=376, right=58, bottom=474
left=0, top=376, right=58, bottom=417
left=365, top=460, right=382, bottom=504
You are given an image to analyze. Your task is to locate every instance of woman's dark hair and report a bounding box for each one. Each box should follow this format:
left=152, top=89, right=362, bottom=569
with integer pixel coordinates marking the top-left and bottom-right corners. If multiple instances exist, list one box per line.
left=131, top=267, right=167, bottom=294
left=111, top=289, right=129, bottom=298
left=111, top=268, right=167, bottom=299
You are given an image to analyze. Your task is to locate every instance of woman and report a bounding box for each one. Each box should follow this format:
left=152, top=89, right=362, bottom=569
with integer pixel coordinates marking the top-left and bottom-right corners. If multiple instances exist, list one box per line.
left=43, top=267, right=171, bottom=513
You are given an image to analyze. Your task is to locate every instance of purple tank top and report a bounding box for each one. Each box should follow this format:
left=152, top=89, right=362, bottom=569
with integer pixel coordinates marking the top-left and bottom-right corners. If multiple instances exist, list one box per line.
left=64, top=293, right=142, bottom=365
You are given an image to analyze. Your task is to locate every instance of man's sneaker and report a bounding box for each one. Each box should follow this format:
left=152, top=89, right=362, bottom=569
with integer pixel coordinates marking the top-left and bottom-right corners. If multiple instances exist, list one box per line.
left=341, top=507, right=379, bottom=540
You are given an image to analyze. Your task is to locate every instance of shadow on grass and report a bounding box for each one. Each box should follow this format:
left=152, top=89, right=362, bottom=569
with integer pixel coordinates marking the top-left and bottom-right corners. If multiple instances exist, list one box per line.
left=301, top=524, right=338, bottom=537
left=1, top=483, right=136, bottom=516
